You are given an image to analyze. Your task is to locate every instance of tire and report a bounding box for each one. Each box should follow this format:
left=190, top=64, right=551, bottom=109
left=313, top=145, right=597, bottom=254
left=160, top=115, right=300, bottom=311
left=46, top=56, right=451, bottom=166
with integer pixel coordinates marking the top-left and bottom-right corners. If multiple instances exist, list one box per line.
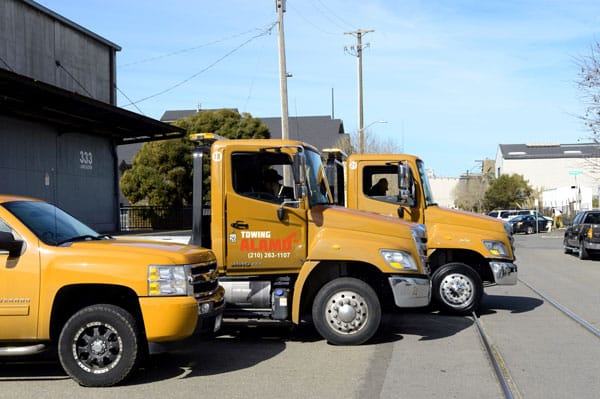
left=578, top=241, right=589, bottom=260
left=563, top=238, right=571, bottom=254
left=432, top=263, right=483, bottom=316
left=58, top=304, right=142, bottom=387
left=526, top=226, right=534, bottom=234
left=312, top=277, right=381, bottom=345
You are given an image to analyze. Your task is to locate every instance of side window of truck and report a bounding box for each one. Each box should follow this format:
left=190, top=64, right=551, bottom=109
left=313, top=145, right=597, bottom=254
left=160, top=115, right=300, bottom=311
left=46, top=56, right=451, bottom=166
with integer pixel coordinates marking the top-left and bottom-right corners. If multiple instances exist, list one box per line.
left=231, top=152, right=295, bottom=204
left=362, top=166, right=399, bottom=203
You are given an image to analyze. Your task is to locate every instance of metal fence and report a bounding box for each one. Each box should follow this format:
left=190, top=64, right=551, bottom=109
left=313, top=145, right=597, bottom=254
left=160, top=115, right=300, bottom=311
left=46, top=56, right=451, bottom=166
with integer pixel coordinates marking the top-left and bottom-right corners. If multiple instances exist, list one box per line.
left=119, top=206, right=193, bottom=231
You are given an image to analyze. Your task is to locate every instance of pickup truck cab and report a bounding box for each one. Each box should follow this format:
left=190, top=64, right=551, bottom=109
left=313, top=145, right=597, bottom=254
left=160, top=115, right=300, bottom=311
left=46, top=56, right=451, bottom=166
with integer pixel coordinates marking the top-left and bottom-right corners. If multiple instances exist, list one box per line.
left=0, top=195, right=224, bottom=386
left=563, top=210, right=600, bottom=259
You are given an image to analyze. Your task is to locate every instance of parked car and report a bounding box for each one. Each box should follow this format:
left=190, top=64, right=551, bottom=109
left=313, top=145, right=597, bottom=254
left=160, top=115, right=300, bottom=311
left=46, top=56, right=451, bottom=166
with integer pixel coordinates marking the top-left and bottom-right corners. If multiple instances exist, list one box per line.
left=488, top=209, right=553, bottom=224
left=563, top=210, right=600, bottom=259
left=509, top=214, right=552, bottom=234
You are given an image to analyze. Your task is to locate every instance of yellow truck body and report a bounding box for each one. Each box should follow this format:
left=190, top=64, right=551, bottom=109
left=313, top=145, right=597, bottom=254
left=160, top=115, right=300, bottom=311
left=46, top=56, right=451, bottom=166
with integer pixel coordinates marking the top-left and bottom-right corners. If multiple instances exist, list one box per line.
left=189, top=135, right=430, bottom=345
left=0, top=195, right=224, bottom=386
left=324, top=151, right=517, bottom=315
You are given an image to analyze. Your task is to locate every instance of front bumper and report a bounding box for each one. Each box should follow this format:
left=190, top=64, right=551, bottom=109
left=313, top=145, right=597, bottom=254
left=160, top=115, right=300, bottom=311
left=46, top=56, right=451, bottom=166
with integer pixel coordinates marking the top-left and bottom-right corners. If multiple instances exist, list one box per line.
left=388, top=276, right=431, bottom=308
left=490, top=261, right=518, bottom=285
left=196, top=285, right=226, bottom=334
left=584, top=240, right=600, bottom=250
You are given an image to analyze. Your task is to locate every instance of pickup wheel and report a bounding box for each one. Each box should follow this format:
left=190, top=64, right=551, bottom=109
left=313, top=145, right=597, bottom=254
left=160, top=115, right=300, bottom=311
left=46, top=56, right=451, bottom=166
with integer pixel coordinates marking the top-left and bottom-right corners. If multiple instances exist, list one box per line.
left=58, top=304, right=142, bottom=387
left=432, top=263, right=482, bottom=316
left=563, top=237, right=572, bottom=254
left=312, top=277, right=381, bottom=345
left=578, top=241, right=589, bottom=260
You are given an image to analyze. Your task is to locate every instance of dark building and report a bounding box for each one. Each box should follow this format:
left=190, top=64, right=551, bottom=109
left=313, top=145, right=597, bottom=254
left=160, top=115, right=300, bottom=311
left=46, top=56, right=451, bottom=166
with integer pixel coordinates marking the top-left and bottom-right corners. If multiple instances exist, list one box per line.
left=0, top=0, right=183, bottom=231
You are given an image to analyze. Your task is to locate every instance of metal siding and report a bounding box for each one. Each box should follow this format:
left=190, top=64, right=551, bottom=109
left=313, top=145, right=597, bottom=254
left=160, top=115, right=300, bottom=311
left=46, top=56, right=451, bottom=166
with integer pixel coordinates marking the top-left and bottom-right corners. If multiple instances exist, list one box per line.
left=55, top=133, right=116, bottom=231
left=0, top=0, right=112, bottom=103
left=0, top=116, right=117, bottom=232
left=0, top=116, right=57, bottom=202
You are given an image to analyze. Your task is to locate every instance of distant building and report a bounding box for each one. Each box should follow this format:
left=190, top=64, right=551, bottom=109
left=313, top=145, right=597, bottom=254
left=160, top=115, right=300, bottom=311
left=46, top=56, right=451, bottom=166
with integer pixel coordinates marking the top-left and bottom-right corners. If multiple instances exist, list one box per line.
left=495, top=143, right=600, bottom=213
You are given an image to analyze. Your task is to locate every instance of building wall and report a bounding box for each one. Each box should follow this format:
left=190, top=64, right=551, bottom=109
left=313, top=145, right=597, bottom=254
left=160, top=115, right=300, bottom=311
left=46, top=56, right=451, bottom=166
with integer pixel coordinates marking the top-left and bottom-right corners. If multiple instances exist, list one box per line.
left=430, top=177, right=459, bottom=208
left=0, top=0, right=115, bottom=103
left=495, top=157, right=596, bottom=191
left=0, top=115, right=117, bottom=231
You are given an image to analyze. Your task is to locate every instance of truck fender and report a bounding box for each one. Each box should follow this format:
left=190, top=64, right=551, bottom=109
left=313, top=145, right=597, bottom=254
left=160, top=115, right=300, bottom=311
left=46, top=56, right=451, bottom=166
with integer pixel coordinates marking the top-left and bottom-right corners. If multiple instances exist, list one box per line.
left=291, top=260, right=321, bottom=324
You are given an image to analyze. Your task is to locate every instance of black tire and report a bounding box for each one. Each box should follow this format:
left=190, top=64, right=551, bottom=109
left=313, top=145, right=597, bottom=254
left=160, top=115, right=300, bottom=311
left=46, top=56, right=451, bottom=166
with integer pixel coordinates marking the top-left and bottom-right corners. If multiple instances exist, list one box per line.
left=312, top=277, right=381, bottom=345
left=563, top=238, right=571, bottom=254
left=58, top=304, right=142, bottom=387
left=578, top=241, right=589, bottom=260
left=432, top=263, right=483, bottom=316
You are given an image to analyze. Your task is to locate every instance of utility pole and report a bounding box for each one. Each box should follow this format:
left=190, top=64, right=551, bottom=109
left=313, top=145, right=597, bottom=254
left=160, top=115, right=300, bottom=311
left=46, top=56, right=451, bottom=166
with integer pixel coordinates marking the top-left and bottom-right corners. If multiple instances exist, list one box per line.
left=345, top=29, right=374, bottom=153
left=276, top=0, right=289, bottom=140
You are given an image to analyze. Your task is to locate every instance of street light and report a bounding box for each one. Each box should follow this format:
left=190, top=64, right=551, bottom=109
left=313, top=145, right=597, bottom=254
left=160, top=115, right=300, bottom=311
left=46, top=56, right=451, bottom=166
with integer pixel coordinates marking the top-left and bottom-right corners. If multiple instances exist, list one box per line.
left=359, top=120, right=387, bottom=153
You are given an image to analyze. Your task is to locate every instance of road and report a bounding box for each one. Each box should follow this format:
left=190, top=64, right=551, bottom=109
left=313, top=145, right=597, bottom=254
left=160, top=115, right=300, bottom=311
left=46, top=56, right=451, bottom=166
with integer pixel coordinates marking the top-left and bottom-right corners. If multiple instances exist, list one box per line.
left=1, top=231, right=599, bottom=398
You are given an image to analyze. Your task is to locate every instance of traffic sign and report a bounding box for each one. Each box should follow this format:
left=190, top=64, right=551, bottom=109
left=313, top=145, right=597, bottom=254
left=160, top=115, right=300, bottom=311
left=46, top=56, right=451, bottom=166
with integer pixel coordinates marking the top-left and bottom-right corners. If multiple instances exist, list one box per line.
left=569, top=170, right=583, bottom=175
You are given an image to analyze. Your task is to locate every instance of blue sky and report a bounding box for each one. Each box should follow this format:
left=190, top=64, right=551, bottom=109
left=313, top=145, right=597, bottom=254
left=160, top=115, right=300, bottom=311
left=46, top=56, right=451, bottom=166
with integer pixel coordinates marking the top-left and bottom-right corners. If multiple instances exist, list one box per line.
left=38, top=0, right=600, bottom=176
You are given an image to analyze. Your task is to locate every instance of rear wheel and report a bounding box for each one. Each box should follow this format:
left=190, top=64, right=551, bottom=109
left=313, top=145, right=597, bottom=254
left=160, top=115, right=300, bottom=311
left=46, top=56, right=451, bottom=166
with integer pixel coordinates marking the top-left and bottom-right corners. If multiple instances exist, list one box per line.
left=563, top=238, right=571, bottom=254
left=312, top=277, right=381, bottom=345
left=58, top=304, right=142, bottom=387
left=432, top=263, right=483, bottom=315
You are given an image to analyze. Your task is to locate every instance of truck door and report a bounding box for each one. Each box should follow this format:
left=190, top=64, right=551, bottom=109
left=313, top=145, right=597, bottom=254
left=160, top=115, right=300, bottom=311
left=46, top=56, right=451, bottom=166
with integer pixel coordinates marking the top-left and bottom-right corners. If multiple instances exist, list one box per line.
left=0, top=217, right=40, bottom=339
left=224, top=151, right=308, bottom=275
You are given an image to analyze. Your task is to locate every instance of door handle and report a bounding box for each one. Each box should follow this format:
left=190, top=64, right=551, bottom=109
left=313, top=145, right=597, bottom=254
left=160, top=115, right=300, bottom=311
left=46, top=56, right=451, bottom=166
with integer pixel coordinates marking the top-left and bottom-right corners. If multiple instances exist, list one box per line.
left=231, top=221, right=249, bottom=229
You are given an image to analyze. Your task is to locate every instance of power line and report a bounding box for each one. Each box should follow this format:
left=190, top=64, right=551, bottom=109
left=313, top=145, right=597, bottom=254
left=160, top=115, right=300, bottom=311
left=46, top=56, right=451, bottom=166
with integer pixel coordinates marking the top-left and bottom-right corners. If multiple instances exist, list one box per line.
left=119, top=23, right=277, bottom=68
left=313, top=0, right=357, bottom=30
left=122, top=21, right=277, bottom=108
left=55, top=60, right=94, bottom=97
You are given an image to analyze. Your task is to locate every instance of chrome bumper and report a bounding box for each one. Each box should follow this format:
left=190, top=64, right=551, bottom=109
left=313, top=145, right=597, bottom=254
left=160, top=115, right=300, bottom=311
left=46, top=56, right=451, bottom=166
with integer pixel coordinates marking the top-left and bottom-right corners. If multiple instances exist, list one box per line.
left=490, top=261, right=518, bottom=285
left=388, top=276, right=431, bottom=308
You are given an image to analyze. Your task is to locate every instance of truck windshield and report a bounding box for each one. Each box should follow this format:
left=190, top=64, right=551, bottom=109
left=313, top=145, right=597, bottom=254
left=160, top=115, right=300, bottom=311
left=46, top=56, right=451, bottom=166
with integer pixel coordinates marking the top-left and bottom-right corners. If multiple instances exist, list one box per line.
left=2, top=201, right=105, bottom=246
left=304, top=149, right=332, bottom=206
left=416, top=160, right=436, bottom=206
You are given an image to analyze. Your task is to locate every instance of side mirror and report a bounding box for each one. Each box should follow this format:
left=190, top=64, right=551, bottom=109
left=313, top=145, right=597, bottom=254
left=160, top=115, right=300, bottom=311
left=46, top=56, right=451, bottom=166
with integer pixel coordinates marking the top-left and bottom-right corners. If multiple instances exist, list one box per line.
left=0, top=231, right=24, bottom=257
left=397, top=164, right=415, bottom=207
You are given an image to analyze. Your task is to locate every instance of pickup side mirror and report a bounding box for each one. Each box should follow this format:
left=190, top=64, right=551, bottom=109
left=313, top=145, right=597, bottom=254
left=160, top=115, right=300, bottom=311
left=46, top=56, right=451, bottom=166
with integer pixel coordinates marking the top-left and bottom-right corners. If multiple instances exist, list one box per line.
left=0, top=231, right=24, bottom=257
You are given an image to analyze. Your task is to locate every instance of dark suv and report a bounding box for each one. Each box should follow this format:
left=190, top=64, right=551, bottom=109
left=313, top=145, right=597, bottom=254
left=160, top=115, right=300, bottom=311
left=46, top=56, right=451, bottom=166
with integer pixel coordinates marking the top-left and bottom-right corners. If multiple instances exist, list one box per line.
left=563, top=210, right=600, bottom=259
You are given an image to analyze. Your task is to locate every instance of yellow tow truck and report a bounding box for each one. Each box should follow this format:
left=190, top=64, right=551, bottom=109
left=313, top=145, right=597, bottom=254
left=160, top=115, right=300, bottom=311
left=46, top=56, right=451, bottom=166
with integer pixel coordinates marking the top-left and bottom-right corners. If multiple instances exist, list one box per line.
left=186, top=134, right=430, bottom=345
left=323, top=150, right=517, bottom=315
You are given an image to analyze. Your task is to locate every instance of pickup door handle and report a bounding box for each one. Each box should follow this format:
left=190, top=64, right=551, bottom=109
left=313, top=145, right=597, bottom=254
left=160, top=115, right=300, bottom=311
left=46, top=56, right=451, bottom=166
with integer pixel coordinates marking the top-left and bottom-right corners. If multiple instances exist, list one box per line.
left=231, top=221, right=249, bottom=229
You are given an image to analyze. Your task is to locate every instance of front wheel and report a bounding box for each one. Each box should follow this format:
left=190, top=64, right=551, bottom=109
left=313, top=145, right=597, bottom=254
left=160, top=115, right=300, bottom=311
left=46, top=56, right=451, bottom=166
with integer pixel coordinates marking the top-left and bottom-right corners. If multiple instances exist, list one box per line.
left=432, top=263, right=483, bottom=316
left=312, top=277, right=381, bottom=345
left=578, top=241, right=589, bottom=260
left=58, top=304, right=142, bottom=387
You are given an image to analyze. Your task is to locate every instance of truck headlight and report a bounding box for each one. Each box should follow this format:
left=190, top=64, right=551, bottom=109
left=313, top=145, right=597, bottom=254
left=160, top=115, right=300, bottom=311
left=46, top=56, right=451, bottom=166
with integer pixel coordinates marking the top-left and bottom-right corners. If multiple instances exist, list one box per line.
left=483, top=240, right=509, bottom=257
left=148, top=265, right=192, bottom=296
left=380, top=249, right=418, bottom=271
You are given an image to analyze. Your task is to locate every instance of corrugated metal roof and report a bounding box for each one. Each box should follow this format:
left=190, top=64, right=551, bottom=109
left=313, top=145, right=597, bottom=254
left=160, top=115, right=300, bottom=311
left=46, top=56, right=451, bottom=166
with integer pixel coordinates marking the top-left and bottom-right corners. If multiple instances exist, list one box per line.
left=499, top=143, right=600, bottom=159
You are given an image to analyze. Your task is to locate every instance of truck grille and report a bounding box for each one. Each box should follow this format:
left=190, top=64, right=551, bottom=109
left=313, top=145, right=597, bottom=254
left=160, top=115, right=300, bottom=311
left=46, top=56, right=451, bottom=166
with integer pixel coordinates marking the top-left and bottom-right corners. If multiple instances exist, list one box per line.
left=190, top=260, right=220, bottom=301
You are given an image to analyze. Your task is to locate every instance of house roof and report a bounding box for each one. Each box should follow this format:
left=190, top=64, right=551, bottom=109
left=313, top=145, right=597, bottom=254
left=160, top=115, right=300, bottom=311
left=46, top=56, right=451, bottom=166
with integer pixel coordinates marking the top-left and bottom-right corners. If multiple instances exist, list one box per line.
left=499, top=143, right=600, bottom=160
left=260, top=115, right=346, bottom=150
left=160, top=109, right=347, bottom=150
left=0, top=68, right=185, bottom=144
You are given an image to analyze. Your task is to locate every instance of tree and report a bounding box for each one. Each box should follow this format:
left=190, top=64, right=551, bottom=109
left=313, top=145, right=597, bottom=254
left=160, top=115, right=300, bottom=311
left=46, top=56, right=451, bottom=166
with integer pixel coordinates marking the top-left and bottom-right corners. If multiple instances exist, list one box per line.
left=483, top=174, right=533, bottom=211
left=121, top=109, right=269, bottom=207
left=334, top=129, right=402, bottom=155
left=577, top=40, right=600, bottom=141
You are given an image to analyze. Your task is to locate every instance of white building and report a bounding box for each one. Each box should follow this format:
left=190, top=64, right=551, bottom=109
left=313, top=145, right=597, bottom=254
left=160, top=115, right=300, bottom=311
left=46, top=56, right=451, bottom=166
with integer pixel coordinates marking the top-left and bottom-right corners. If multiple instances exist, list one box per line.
left=495, top=143, right=600, bottom=213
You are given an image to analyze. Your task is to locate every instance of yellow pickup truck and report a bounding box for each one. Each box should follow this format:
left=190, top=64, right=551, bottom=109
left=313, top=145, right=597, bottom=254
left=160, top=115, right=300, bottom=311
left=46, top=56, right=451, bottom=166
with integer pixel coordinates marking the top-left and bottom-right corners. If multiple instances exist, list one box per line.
left=0, top=195, right=224, bottom=386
